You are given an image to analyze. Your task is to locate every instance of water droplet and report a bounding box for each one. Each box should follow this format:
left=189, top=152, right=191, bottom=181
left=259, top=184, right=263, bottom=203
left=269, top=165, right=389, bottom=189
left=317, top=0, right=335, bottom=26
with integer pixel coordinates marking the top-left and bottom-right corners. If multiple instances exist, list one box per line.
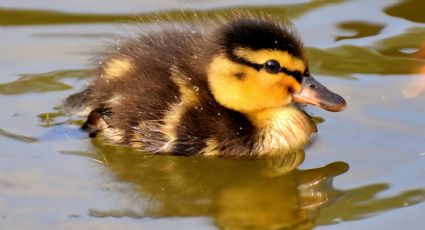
left=333, top=217, right=342, bottom=223
left=175, top=96, right=183, bottom=105
left=399, top=48, right=418, bottom=54
left=217, top=112, right=221, bottom=116
left=239, top=127, right=243, bottom=130
left=200, top=107, right=203, bottom=111
left=193, top=86, right=200, bottom=92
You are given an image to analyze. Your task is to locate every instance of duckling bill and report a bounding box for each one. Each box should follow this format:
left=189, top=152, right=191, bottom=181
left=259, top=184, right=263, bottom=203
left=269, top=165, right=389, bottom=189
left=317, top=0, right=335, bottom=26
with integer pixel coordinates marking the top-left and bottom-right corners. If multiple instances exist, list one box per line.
left=68, top=15, right=346, bottom=158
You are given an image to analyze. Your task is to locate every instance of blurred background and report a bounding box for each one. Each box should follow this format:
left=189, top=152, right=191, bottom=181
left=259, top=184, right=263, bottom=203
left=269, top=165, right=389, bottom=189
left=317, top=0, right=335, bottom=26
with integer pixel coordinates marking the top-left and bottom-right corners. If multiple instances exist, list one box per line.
left=1, top=0, right=425, bottom=229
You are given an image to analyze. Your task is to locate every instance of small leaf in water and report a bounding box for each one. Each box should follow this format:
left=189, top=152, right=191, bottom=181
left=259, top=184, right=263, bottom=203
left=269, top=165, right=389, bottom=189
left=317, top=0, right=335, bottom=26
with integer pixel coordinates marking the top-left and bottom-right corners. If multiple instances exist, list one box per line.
left=38, top=112, right=66, bottom=126
left=38, top=112, right=65, bottom=120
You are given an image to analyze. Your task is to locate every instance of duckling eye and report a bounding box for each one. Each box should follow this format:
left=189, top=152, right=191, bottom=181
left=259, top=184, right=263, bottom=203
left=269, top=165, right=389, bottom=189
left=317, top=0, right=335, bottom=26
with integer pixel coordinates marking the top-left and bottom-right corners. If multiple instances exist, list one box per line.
left=263, top=60, right=281, bottom=73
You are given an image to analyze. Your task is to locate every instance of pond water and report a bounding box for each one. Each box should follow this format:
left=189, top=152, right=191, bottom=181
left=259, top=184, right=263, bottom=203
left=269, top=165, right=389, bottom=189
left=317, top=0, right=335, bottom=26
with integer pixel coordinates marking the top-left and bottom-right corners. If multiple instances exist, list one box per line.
left=1, top=0, right=425, bottom=229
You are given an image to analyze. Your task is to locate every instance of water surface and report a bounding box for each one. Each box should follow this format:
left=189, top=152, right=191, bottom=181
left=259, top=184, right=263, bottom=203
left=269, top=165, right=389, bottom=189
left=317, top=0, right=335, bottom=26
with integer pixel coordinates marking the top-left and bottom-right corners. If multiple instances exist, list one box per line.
left=1, top=0, right=425, bottom=229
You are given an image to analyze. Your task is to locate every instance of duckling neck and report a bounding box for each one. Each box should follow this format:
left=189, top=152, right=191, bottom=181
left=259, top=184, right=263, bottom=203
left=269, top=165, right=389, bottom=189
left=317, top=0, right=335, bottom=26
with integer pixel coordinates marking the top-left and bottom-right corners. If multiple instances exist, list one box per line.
left=246, top=105, right=316, bottom=156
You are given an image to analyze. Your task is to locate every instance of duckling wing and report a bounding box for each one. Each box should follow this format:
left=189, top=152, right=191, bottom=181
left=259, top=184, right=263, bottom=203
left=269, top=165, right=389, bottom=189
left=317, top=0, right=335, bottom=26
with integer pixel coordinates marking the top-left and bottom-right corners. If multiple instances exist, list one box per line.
left=68, top=30, right=206, bottom=150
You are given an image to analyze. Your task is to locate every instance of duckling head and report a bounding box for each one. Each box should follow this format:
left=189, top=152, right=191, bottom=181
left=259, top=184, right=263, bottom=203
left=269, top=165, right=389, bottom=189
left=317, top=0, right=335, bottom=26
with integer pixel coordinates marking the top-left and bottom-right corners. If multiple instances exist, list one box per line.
left=207, top=18, right=346, bottom=114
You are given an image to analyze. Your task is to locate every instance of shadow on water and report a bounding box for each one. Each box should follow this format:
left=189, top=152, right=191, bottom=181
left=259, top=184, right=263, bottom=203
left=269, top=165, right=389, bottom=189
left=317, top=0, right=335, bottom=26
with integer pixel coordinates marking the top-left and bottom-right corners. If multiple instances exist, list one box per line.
left=79, top=143, right=425, bottom=229
left=307, top=45, right=425, bottom=77
left=384, top=0, right=425, bottom=23
left=318, top=183, right=425, bottom=226
left=375, top=28, right=425, bottom=58
left=0, top=70, right=90, bottom=95
left=334, top=21, right=385, bottom=42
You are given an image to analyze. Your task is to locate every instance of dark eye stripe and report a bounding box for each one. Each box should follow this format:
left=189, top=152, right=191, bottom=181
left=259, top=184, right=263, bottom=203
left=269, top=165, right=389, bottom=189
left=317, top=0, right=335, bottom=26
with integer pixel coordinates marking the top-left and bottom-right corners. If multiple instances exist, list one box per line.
left=227, top=50, right=262, bottom=71
left=226, top=50, right=305, bottom=83
left=279, top=67, right=303, bottom=83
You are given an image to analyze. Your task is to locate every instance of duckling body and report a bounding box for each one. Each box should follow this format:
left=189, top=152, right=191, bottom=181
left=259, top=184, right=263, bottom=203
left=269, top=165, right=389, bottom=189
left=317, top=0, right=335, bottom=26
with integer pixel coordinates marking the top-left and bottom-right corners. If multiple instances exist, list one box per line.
left=71, top=15, right=345, bottom=158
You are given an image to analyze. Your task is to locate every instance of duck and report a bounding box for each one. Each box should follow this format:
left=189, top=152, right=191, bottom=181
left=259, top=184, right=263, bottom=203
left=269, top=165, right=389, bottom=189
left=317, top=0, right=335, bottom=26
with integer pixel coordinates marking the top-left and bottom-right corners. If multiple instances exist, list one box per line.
left=67, top=13, right=346, bottom=158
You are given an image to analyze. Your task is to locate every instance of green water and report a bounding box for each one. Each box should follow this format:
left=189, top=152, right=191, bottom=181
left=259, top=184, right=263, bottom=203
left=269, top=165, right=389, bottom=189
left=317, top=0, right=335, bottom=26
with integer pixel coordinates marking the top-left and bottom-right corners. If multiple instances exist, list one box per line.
left=1, top=0, right=425, bottom=229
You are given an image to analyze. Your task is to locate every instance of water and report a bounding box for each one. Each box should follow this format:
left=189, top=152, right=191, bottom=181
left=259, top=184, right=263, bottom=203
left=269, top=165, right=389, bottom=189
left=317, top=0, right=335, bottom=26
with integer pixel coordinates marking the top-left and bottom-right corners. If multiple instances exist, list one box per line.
left=1, top=0, right=425, bottom=229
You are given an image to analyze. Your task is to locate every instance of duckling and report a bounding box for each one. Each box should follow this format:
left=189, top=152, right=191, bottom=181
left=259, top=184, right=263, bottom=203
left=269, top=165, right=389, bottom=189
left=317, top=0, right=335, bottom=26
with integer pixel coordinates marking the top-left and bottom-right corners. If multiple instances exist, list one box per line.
left=68, top=14, right=346, bottom=158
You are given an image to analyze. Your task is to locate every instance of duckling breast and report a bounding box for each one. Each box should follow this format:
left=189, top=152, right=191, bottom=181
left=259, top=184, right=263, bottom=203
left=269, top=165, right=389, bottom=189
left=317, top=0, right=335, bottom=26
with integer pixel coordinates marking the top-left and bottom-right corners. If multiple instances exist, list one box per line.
left=248, top=106, right=317, bottom=156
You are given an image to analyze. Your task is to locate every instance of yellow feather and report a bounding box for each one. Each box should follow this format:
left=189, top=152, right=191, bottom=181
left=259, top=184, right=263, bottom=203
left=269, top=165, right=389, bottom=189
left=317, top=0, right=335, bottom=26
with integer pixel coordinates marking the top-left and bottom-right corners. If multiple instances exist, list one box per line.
left=160, top=66, right=200, bottom=150
left=102, top=58, right=134, bottom=80
left=207, top=53, right=301, bottom=113
left=201, top=138, right=221, bottom=156
left=248, top=106, right=315, bottom=155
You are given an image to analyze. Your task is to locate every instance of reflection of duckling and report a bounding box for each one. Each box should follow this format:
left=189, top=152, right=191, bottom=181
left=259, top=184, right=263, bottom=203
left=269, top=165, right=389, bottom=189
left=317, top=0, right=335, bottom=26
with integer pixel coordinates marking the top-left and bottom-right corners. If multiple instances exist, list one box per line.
left=88, top=146, right=349, bottom=229
left=69, top=14, right=346, bottom=157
